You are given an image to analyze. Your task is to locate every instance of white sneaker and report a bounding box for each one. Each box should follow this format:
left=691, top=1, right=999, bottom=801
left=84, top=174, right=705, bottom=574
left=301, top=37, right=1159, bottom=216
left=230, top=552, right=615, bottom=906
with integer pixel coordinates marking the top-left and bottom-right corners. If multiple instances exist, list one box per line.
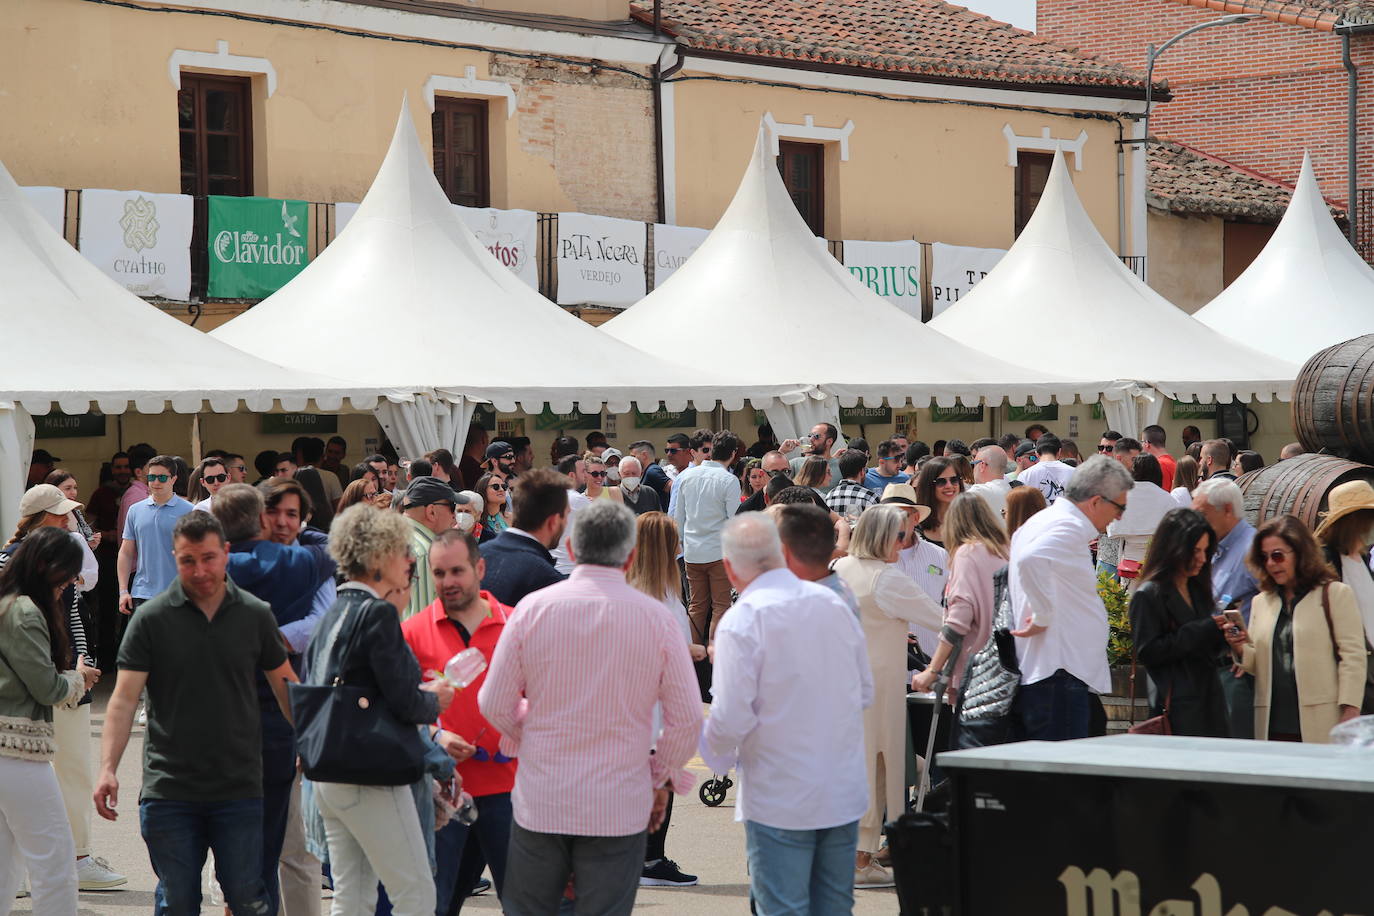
left=77, top=855, right=128, bottom=890
left=135, top=705, right=147, bottom=726
left=854, top=861, right=895, bottom=889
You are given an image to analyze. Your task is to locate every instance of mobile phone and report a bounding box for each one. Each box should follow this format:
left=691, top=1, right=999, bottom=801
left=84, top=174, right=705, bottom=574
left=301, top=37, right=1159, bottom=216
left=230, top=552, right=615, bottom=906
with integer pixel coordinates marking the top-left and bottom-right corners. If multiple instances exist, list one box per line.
left=1222, top=609, right=1252, bottom=644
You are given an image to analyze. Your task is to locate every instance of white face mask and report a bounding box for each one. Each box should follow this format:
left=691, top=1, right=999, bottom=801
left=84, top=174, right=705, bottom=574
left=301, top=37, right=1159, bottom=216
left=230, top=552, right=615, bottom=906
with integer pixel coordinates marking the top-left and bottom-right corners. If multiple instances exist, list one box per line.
left=605, top=466, right=621, bottom=483
left=454, top=513, right=475, bottom=532
left=621, top=476, right=641, bottom=492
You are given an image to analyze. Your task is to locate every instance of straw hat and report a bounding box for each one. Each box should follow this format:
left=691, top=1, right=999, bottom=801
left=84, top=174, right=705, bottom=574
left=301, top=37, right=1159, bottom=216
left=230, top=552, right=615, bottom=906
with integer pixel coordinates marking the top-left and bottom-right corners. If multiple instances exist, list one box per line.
left=879, top=483, right=932, bottom=525
left=1315, top=479, right=1374, bottom=537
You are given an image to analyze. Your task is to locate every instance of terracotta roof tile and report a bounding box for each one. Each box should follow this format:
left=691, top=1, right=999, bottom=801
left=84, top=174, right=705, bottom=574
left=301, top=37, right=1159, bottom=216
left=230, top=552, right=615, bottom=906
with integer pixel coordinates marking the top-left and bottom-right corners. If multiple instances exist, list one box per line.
left=1165, top=1, right=1374, bottom=30
left=1148, top=140, right=1345, bottom=221
left=630, top=0, right=1150, bottom=91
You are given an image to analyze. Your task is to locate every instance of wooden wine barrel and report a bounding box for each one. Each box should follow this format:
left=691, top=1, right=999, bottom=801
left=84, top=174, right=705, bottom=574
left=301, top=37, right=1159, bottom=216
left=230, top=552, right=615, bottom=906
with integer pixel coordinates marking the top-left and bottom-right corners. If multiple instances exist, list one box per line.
left=1236, top=453, right=1374, bottom=531
left=1293, top=334, right=1374, bottom=462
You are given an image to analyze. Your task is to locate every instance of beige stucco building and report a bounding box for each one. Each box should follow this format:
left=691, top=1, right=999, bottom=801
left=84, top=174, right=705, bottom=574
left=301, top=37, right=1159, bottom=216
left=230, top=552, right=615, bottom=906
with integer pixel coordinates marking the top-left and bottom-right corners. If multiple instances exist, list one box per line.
left=14, top=0, right=1288, bottom=480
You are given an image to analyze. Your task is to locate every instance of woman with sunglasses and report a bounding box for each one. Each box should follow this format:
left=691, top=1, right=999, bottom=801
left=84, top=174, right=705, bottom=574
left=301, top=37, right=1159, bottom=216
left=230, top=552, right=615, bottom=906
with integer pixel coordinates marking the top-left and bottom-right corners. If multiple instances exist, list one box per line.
left=298, top=504, right=456, bottom=915
left=0, top=528, right=101, bottom=910
left=914, top=457, right=964, bottom=549
left=833, top=505, right=943, bottom=889
left=475, top=473, right=511, bottom=544
left=1128, top=508, right=1229, bottom=737
left=1223, top=515, right=1367, bottom=742
left=581, top=453, right=622, bottom=506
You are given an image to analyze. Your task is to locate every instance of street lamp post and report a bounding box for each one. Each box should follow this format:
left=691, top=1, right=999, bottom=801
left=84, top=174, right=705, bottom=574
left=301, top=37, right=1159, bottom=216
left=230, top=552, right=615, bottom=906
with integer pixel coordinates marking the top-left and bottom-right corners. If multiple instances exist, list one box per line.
left=1140, top=14, right=1260, bottom=149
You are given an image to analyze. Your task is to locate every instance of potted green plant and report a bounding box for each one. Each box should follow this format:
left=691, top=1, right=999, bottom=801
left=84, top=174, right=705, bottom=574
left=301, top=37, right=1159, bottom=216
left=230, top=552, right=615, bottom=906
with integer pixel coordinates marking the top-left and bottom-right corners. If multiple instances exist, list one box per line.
left=1099, top=570, right=1135, bottom=697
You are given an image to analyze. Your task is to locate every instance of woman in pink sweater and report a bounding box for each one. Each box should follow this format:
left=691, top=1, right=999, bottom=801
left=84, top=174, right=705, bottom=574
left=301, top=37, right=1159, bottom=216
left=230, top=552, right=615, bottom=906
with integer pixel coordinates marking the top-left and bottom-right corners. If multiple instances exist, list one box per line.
left=910, top=493, right=1008, bottom=697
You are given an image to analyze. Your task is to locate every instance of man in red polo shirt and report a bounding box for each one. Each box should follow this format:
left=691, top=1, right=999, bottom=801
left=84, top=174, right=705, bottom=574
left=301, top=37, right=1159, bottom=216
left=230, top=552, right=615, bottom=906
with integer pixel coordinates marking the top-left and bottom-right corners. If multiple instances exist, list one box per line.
left=402, top=529, right=516, bottom=913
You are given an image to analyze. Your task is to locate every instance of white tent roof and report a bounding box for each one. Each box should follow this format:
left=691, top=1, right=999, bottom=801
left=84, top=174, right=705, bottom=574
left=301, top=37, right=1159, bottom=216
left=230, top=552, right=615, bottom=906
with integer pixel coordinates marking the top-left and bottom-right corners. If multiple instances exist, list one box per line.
left=932, top=151, right=1300, bottom=404
left=212, top=103, right=797, bottom=414
left=601, top=129, right=1113, bottom=408
left=1192, top=153, right=1374, bottom=365
left=0, top=160, right=382, bottom=415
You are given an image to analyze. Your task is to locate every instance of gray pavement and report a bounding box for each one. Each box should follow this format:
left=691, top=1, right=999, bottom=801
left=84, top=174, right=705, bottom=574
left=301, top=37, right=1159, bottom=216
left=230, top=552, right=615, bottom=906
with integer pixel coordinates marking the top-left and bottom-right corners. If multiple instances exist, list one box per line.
left=16, top=690, right=898, bottom=915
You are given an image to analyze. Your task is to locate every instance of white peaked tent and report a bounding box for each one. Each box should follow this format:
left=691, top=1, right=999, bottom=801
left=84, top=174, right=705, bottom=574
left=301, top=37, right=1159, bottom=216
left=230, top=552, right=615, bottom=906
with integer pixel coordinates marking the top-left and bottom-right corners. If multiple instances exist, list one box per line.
left=1193, top=153, right=1374, bottom=364
left=0, top=159, right=383, bottom=539
left=600, top=129, right=1118, bottom=440
left=932, top=151, right=1301, bottom=437
left=212, top=102, right=802, bottom=457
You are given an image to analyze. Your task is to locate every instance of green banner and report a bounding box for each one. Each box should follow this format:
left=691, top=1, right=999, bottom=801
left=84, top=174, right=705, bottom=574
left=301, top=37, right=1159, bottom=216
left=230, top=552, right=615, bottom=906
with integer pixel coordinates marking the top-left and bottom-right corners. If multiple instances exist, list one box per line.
left=931, top=405, right=985, bottom=423
left=35, top=413, right=106, bottom=439
left=1171, top=400, right=1218, bottom=420
left=260, top=414, right=337, bottom=435
left=1008, top=404, right=1059, bottom=422
left=839, top=405, right=893, bottom=424
left=473, top=404, right=498, bottom=431
left=209, top=196, right=310, bottom=298
left=534, top=407, right=601, bottom=432
left=633, top=407, right=698, bottom=429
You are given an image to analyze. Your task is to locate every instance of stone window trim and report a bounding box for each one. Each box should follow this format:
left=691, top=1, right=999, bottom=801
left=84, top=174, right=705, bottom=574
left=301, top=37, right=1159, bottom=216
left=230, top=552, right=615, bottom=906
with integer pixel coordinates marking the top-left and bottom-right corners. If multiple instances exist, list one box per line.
left=763, top=112, right=854, bottom=162
left=168, top=41, right=277, bottom=97
left=1003, top=124, right=1087, bottom=170
left=424, top=68, right=517, bottom=118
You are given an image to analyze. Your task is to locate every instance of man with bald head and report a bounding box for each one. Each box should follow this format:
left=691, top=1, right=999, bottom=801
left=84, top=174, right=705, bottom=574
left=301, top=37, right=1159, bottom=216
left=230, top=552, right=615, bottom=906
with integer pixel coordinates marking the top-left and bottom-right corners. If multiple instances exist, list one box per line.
left=967, top=445, right=1013, bottom=524
left=738, top=450, right=790, bottom=514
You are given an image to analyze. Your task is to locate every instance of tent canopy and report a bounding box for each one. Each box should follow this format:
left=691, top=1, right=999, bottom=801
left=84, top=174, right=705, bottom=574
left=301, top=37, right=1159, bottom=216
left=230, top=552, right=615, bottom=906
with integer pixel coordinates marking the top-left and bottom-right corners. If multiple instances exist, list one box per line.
left=212, top=101, right=799, bottom=418
left=1192, top=152, right=1374, bottom=365
left=0, top=159, right=382, bottom=417
left=931, top=151, right=1300, bottom=406
left=601, top=128, right=1115, bottom=413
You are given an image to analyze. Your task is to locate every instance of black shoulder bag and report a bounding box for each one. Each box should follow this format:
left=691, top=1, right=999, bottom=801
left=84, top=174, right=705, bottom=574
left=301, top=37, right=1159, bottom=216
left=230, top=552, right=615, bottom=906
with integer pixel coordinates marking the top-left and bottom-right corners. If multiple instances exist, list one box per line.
left=289, top=602, right=428, bottom=786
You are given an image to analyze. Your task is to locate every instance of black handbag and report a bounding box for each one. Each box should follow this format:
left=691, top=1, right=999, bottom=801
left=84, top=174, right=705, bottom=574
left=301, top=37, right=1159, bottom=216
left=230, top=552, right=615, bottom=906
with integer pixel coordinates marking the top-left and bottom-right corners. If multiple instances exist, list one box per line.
left=289, top=602, right=428, bottom=786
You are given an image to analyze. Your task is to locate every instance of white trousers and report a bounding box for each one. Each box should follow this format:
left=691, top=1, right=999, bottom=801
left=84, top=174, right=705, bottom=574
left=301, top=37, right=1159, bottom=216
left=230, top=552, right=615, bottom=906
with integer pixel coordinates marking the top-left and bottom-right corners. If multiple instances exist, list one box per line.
left=278, top=773, right=321, bottom=916
left=0, top=755, right=77, bottom=916
left=314, top=782, right=434, bottom=916
left=52, top=704, right=92, bottom=857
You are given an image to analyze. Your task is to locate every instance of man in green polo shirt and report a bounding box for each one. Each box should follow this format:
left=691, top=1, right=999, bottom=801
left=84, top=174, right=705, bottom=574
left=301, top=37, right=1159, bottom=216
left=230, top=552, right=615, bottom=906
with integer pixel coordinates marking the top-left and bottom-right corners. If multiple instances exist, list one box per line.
left=401, top=476, right=460, bottom=620
left=94, top=510, right=297, bottom=915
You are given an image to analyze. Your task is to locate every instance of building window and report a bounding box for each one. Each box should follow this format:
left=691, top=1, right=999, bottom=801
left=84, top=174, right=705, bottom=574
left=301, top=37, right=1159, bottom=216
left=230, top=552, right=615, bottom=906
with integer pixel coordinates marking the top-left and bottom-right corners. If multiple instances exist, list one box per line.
left=777, top=140, right=825, bottom=236
left=1014, top=151, right=1053, bottom=237
left=178, top=74, right=253, bottom=197
left=432, top=98, right=490, bottom=208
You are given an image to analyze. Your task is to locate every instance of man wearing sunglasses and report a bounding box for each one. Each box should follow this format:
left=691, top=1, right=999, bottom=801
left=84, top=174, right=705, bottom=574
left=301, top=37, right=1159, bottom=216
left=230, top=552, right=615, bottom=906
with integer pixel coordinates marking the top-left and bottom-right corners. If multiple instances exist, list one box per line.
left=783, top=424, right=843, bottom=495
left=117, top=455, right=194, bottom=618
left=401, top=477, right=463, bottom=621
left=1008, top=456, right=1134, bottom=742
left=193, top=457, right=230, bottom=512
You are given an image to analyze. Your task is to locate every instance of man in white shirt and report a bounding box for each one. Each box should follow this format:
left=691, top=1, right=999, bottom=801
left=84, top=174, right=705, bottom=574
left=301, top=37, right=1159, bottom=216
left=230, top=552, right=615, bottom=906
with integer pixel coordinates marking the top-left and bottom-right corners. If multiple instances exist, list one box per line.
left=1009, top=456, right=1134, bottom=741
left=192, top=456, right=229, bottom=512
left=967, top=445, right=1012, bottom=526
left=550, top=454, right=591, bottom=575
left=1016, top=434, right=1074, bottom=504
left=672, top=432, right=742, bottom=647
left=703, top=513, right=871, bottom=916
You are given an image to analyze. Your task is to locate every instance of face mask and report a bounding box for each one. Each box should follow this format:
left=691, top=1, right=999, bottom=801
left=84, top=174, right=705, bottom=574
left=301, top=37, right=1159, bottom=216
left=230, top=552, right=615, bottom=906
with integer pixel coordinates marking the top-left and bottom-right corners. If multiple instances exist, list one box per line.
left=621, top=476, right=641, bottom=492
left=605, top=466, right=621, bottom=483
left=454, top=513, right=475, bottom=532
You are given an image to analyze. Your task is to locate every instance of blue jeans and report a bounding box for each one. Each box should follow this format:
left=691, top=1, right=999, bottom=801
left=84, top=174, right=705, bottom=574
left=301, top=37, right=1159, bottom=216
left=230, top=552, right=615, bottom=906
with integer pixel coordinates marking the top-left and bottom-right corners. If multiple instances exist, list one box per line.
left=259, top=732, right=297, bottom=914
left=1013, top=669, right=1093, bottom=741
left=744, top=820, right=858, bottom=916
left=140, top=797, right=272, bottom=916
left=436, top=792, right=512, bottom=914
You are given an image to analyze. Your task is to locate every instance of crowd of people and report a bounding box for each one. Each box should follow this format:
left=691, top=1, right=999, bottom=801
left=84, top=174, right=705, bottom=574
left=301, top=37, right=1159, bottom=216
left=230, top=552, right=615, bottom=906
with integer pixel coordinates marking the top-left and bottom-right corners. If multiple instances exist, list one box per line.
left=0, top=420, right=1369, bottom=915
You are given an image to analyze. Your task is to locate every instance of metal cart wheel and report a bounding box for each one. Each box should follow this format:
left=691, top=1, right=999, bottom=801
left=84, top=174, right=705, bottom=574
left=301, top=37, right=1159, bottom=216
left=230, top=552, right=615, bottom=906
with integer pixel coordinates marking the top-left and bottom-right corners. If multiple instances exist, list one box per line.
left=699, top=776, right=731, bottom=807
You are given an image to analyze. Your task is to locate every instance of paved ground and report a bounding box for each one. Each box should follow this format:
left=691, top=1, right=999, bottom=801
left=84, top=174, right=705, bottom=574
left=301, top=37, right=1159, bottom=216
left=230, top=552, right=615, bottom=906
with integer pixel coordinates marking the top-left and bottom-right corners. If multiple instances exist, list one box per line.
left=17, top=688, right=898, bottom=915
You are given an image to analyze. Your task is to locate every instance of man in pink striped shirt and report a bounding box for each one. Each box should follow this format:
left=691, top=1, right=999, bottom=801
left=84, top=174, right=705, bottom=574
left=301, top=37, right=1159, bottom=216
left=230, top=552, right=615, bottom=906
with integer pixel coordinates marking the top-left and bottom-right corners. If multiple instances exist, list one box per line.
left=479, top=500, right=702, bottom=915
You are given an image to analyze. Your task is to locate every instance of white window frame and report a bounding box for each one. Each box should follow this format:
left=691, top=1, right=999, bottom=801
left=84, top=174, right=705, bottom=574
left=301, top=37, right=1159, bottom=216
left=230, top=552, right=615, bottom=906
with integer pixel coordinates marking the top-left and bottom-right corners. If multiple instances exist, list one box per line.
left=1003, top=125, right=1087, bottom=170
left=168, top=40, right=277, bottom=97
left=425, top=67, right=517, bottom=118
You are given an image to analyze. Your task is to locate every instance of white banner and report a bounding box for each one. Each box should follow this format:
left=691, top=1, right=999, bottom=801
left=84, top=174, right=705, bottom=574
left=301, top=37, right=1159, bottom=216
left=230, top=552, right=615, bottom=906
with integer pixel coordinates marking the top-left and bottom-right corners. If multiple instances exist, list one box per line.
left=457, top=206, right=539, bottom=289
left=21, top=187, right=65, bottom=237
left=333, top=202, right=359, bottom=237
left=77, top=189, right=193, bottom=300
left=652, top=224, right=709, bottom=288
left=929, top=242, right=1005, bottom=317
left=843, top=239, right=922, bottom=319
left=556, top=212, right=646, bottom=307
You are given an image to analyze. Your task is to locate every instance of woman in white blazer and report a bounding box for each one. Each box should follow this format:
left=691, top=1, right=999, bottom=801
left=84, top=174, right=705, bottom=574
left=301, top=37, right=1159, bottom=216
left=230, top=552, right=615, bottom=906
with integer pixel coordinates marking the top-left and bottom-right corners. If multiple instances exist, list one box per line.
left=1224, top=515, right=1366, bottom=743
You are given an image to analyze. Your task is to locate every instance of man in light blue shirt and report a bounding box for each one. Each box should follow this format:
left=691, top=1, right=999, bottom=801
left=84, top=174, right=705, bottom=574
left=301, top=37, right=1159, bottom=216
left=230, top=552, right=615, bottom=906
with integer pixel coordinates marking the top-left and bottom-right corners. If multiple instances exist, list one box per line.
left=1192, top=477, right=1258, bottom=738
left=672, top=431, right=742, bottom=647
left=862, top=439, right=909, bottom=495
left=117, top=454, right=194, bottom=613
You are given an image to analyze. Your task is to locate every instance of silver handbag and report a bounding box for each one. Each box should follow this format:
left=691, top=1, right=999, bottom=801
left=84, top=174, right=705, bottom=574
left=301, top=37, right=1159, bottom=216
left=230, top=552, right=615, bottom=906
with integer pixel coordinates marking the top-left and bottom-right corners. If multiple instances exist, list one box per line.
left=957, top=566, right=1021, bottom=721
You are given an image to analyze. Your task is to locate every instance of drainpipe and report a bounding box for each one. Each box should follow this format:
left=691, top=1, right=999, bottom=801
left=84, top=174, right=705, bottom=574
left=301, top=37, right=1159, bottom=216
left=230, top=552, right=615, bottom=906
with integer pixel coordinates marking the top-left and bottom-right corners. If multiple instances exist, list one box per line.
left=1116, top=118, right=1127, bottom=257
left=1342, top=27, right=1358, bottom=245
left=653, top=44, right=685, bottom=225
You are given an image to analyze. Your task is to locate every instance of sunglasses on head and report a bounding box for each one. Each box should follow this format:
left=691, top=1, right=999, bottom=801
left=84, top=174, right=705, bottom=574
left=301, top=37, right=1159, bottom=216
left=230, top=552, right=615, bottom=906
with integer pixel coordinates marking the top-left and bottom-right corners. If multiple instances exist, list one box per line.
left=203, top=473, right=228, bottom=484
left=147, top=474, right=171, bottom=483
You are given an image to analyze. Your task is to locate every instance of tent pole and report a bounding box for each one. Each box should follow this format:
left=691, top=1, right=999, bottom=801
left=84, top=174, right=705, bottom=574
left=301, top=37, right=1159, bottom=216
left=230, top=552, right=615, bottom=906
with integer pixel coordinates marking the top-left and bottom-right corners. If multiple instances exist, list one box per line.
left=190, top=414, right=203, bottom=466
